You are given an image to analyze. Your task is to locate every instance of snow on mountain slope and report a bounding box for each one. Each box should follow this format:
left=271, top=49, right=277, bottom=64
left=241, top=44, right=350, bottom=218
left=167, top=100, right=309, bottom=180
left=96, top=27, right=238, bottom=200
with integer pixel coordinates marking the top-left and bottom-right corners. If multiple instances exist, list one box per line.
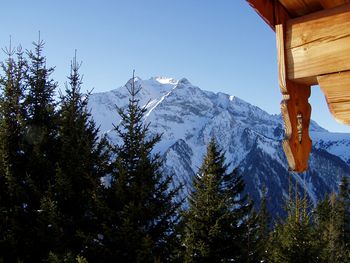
left=89, top=76, right=178, bottom=133
left=311, top=131, right=350, bottom=164
left=88, top=77, right=350, bottom=215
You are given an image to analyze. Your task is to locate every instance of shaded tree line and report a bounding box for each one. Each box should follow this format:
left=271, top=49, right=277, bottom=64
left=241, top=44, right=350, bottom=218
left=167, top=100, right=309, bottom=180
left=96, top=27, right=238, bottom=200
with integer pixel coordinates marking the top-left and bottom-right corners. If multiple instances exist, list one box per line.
left=0, top=39, right=350, bottom=263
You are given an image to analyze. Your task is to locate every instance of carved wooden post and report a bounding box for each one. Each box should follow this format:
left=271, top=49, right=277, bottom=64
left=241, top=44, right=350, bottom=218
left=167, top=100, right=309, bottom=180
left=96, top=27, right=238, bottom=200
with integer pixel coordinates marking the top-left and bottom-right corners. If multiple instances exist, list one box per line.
left=276, top=24, right=312, bottom=172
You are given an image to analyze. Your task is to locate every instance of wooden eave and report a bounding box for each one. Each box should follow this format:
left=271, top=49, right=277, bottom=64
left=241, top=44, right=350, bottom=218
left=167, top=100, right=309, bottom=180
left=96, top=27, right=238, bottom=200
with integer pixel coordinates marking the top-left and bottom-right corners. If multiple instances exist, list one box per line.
left=247, top=0, right=350, bottom=30
left=246, top=0, right=350, bottom=172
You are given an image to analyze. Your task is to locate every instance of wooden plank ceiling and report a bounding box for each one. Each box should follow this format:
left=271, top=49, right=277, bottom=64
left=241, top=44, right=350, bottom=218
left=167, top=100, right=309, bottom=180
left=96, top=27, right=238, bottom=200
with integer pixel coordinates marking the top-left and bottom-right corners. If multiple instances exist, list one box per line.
left=247, top=0, right=350, bottom=29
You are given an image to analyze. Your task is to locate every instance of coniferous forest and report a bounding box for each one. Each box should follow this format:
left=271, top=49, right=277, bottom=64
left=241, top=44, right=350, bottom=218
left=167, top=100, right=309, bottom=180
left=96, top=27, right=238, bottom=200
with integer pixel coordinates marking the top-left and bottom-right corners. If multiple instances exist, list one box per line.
left=1, top=39, right=350, bottom=263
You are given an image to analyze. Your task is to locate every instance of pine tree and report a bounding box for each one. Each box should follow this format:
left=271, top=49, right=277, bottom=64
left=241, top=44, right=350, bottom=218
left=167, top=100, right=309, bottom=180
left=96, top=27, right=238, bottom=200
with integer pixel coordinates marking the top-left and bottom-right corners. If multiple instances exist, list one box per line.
left=98, top=72, right=181, bottom=262
left=338, top=176, right=350, bottom=256
left=315, top=176, right=350, bottom=263
left=23, top=35, right=58, bottom=196
left=0, top=42, right=27, bottom=262
left=256, top=185, right=270, bottom=262
left=315, top=193, right=343, bottom=262
left=244, top=207, right=260, bottom=263
left=269, top=183, right=319, bottom=263
left=52, top=52, right=110, bottom=260
left=21, top=35, right=59, bottom=261
left=182, top=138, right=253, bottom=262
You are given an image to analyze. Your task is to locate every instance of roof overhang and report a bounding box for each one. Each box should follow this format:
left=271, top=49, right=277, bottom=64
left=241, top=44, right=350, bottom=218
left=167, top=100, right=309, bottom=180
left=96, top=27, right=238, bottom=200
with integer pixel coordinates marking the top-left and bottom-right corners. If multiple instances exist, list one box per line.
left=246, top=0, right=350, bottom=172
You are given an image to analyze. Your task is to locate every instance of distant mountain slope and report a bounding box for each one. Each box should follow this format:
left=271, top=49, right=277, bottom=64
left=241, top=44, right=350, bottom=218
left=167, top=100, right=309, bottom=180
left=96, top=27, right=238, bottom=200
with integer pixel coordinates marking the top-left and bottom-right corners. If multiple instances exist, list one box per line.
left=89, top=77, right=350, bottom=215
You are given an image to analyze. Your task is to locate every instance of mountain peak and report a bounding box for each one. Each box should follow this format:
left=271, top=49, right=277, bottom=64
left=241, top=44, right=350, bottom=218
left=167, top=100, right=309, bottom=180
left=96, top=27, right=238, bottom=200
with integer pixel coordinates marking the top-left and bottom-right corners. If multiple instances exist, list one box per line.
left=88, top=75, right=350, bottom=217
left=178, top=78, right=191, bottom=85
left=149, top=76, right=178, bottom=85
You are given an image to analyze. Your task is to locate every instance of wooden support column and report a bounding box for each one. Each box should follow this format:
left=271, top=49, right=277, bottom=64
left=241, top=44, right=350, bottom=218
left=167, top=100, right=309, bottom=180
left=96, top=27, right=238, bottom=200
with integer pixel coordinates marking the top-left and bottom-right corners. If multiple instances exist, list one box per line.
left=276, top=24, right=312, bottom=172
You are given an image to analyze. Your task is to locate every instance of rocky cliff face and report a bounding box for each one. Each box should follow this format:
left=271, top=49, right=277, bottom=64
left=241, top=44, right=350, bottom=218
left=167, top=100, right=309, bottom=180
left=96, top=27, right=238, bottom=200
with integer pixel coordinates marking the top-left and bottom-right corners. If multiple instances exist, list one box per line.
left=89, top=77, right=350, bottom=215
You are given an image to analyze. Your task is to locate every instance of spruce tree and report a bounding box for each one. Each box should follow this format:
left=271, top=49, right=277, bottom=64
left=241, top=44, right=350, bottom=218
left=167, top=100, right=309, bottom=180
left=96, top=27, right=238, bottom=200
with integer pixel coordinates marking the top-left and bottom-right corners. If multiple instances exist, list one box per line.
left=24, top=35, right=58, bottom=196
left=315, top=176, right=350, bottom=263
left=256, top=185, right=270, bottom=262
left=338, top=176, right=350, bottom=255
left=182, top=138, right=253, bottom=262
left=0, top=43, right=27, bottom=262
left=21, top=36, right=59, bottom=261
left=98, top=72, right=181, bottom=262
left=269, top=183, right=319, bottom=263
left=315, top=193, right=343, bottom=262
left=52, top=53, right=110, bottom=260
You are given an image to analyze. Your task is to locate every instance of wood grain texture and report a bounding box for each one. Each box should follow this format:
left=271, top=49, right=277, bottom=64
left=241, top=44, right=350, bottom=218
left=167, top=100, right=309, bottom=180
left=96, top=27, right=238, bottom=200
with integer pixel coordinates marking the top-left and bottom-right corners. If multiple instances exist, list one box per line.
left=279, top=0, right=323, bottom=16
left=318, top=71, right=350, bottom=124
left=277, top=24, right=312, bottom=172
left=285, top=4, right=350, bottom=83
left=246, top=0, right=290, bottom=30
left=320, top=0, right=350, bottom=8
left=247, top=0, right=350, bottom=31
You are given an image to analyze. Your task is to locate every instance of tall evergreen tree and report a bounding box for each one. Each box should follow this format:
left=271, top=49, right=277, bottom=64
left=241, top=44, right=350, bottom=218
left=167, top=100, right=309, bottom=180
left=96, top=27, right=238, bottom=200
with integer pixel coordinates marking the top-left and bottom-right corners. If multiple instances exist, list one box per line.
left=256, top=185, right=270, bottom=262
left=338, top=176, right=350, bottom=255
left=182, top=138, right=253, bottom=262
left=51, top=52, right=110, bottom=260
left=269, top=183, right=319, bottom=263
left=315, top=193, right=343, bottom=262
left=315, top=176, right=350, bottom=263
left=21, top=36, right=59, bottom=261
left=24, top=35, right=58, bottom=196
left=0, top=43, right=27, bottom=262
left=98, top=72, right=181, bottom=262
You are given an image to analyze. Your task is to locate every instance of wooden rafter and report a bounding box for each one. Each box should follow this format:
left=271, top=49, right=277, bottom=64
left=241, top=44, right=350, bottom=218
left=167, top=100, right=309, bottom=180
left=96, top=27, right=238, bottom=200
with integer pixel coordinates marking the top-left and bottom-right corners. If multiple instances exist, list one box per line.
left=318, top=71, right=350, bottom=125
left=286, top=4, right=350, bottom=84
left=247, top=0, right=290, bottom=30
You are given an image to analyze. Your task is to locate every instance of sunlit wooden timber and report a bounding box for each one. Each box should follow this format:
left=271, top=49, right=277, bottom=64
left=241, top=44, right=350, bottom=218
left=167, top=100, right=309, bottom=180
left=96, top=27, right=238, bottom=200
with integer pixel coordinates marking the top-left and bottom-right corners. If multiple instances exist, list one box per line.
left=318, top=71, right=350, bottom=125
left=246, top=0, right=350, bottom=172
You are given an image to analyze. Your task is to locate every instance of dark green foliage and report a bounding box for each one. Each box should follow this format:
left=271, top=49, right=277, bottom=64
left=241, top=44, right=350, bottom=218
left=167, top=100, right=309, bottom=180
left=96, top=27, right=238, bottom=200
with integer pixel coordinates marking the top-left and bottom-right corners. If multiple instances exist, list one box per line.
left=53, top=53, right=110, bottom=259
left=2, top=36, right=350, bottom=263
left=269, top=184, right=319, bottom=263
left=315, top=193, right=345, bottom=262
left=256, top=185, right=270, bottom=262
left=47, top=251, right=89, bottom=263
left=315, top=176, right=350, bottom=262
left=18, top=36, right=60, bottom=261
left=0, top=43, right=26, bottom=262
left=23, top=36, right=58, bottom=195
left=98, top=73, right=181, bottom=262
left=338, top=176, right=350, bottom=254
left=182, top=138, right=254, bottom=262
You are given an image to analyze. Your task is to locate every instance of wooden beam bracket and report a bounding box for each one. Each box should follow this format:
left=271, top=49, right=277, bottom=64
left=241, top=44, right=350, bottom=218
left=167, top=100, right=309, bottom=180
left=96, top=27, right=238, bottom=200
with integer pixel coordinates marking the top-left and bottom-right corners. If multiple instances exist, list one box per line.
left=277, top=24, right=312, bottom=172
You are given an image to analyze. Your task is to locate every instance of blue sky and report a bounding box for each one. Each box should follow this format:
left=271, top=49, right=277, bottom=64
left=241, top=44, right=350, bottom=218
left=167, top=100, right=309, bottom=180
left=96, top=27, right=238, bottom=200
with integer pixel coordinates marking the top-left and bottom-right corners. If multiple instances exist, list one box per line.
left=2, top=0, right=349, bottom=132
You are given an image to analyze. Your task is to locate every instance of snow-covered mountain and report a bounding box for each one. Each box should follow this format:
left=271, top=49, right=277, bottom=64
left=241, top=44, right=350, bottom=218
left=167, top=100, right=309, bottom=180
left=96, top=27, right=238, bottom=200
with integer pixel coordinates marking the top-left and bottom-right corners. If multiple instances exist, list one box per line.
left=88, top=77, right=350, bottom=216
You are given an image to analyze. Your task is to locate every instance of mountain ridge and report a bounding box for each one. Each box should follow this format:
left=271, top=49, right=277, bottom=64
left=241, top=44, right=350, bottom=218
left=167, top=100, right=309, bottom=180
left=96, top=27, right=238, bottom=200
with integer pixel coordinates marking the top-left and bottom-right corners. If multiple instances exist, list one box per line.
left=88, top=76, right=350, bottom=215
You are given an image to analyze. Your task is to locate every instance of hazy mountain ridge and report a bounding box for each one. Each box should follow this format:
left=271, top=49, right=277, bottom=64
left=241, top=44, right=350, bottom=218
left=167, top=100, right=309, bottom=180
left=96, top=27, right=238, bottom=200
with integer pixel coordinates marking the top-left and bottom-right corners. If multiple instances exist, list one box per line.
left=89, top=77, right=350, bottom=215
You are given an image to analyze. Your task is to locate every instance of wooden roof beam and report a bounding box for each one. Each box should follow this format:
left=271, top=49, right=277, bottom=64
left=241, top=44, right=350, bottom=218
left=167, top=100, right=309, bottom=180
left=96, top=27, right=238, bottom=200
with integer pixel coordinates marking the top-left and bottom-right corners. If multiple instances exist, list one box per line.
left=318, top=71, right=350, bottom=125
left=319, top=0, right=350, bottom=9
left=246, top=0, right=290, bottom=30
left=279, top=0, right=323, bottom=16
left=285, top=3, right=350, bottom=85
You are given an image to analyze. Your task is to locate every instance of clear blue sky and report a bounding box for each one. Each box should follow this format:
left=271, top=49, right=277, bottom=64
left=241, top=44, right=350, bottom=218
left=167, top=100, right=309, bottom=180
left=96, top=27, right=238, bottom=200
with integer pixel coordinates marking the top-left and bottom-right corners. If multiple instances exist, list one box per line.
left=2, top=0, right=349, bottom=132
